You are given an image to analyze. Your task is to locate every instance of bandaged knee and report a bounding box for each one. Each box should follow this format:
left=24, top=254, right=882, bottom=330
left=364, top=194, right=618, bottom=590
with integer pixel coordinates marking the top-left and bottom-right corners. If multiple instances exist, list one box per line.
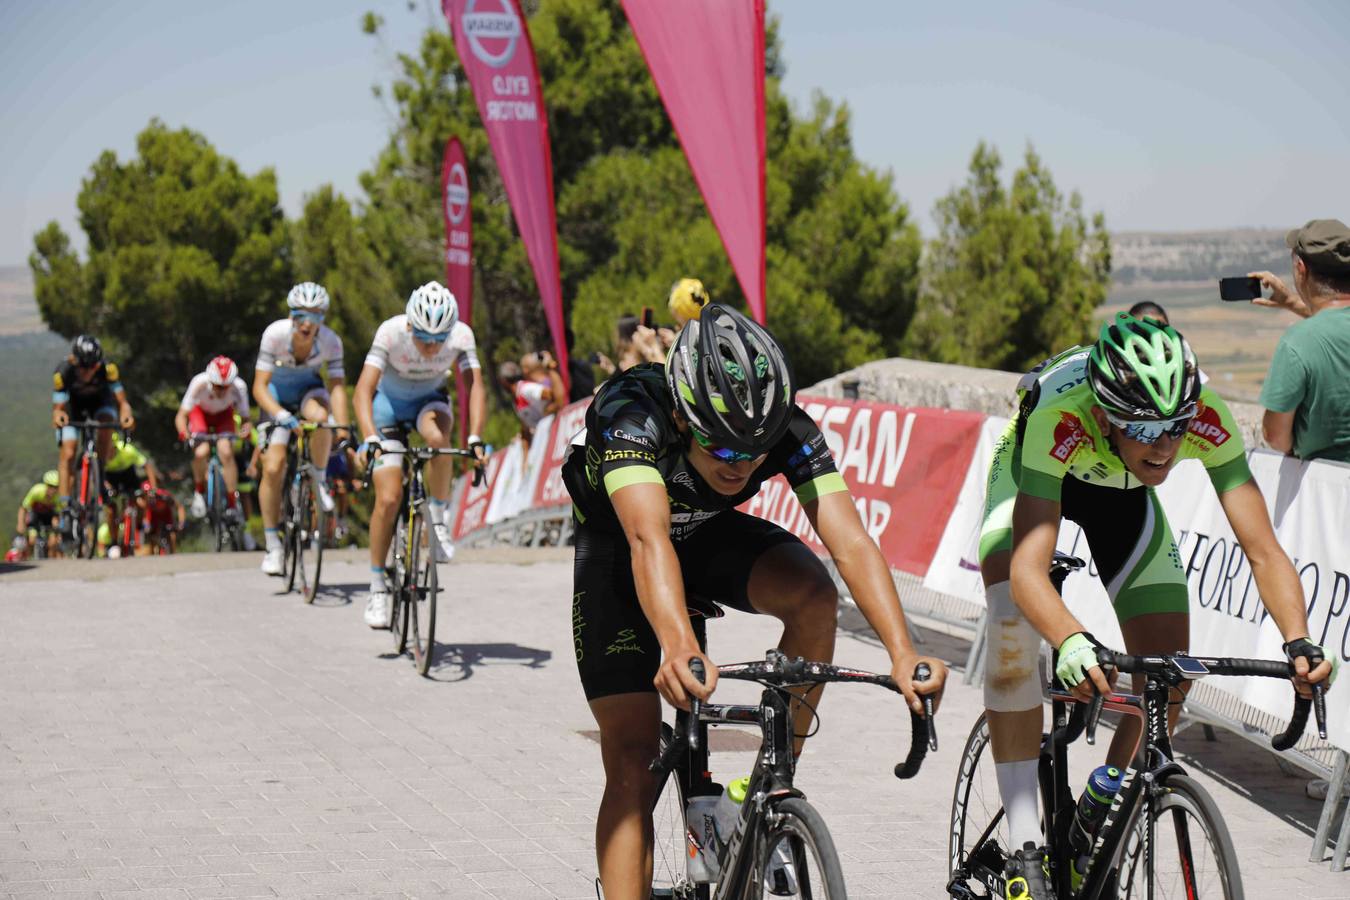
left=982, top=580, right=1044, bottom=712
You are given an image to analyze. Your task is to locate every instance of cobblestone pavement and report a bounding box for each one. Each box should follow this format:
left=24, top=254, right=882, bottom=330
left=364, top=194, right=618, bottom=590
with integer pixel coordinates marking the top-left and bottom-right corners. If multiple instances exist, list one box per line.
left=1, top=549, right=1344, bottom=898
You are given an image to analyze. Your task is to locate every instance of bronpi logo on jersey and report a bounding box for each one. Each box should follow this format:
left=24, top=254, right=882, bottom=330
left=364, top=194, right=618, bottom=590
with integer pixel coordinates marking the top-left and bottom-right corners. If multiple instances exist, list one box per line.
left=462, top=0, right=521, bottom=69
left=1050, top=412, right=1089, bottom=462
left=1188, top=403, right=1231, bottom=447
left=444, top=162, right=469, bottom=225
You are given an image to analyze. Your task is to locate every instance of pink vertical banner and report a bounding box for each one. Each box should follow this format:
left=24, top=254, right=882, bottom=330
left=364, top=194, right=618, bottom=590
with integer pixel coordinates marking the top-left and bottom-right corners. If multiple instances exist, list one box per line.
left=443, top=0, right=569, bottom=388
left=442, top=136, right=474, bottom=441
left=622, top=0, right=767, bottom=323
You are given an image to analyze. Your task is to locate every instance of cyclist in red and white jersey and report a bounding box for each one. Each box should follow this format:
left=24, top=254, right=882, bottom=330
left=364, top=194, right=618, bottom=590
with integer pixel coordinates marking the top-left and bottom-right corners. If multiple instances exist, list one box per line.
left=175, top=356, right=252, bottom=521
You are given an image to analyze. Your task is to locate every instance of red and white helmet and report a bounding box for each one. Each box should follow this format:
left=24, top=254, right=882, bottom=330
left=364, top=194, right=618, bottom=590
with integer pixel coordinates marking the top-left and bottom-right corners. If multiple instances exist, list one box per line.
left=207, top=355, right=238, bottom=386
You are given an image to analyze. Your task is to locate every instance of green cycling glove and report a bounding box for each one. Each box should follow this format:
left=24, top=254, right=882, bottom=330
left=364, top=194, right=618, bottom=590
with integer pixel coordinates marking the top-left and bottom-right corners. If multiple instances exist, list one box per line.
left=1055, top=632, right=1101, bottom=689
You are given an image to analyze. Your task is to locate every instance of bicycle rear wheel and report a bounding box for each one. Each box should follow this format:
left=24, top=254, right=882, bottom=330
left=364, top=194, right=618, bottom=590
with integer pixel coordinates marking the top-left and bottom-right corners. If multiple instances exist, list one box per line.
left=1118, top=773, right=1242, bottom=900
left=948, top=712, right=1013, bottom=899
left=80, top=455, right=103, bottom=559
left=409, top=508, right=439, bottom=675
left=296, top=474, right=325, bottom=603
left=744, top=797, right=846, bottom=899
left=389, top=517, right=410, bottom=653
left=211, top=462, right=227, bottom=552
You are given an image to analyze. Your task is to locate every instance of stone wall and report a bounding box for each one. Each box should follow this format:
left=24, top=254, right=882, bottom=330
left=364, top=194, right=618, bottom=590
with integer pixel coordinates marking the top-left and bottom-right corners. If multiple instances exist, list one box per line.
left=807, top=357, right=1268, bottom=450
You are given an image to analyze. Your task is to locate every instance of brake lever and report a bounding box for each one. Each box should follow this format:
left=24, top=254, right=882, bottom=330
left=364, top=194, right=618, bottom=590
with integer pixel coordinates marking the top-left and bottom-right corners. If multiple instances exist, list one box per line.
left=1085, top=693, right=1105, bottom=746
left=687, top=658, right=706, bottom=752
left=915, top=662, right=937, bottom=751
left=1312, top=682, right=1328, bottom=740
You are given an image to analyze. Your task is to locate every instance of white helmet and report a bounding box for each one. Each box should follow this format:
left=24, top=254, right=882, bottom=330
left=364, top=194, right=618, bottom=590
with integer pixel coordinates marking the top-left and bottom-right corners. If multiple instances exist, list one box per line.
left=406, top=281, right=459, bottom=335
left=286, top=282, right=330, bottom=313
left=206, top=355, right=238, bottom=387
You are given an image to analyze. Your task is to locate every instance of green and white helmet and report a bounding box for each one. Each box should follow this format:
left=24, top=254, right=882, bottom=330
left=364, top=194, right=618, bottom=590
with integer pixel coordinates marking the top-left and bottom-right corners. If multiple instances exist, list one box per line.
left=1087, top=313, right=1200, bottom=419
left=665, top=303, right=796, bottom=455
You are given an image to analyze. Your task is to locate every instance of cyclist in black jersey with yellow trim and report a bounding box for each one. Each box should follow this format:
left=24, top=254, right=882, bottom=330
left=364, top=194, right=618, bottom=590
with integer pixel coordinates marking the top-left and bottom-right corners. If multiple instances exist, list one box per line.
left=563, top=303, right=947, bottom=900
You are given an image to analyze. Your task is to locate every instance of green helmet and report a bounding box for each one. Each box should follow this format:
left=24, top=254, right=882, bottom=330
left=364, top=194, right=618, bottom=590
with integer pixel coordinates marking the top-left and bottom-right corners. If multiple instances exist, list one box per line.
left=42, top=470, right=60, bottom=488
left=1087, top=313, right=1200, bottom=419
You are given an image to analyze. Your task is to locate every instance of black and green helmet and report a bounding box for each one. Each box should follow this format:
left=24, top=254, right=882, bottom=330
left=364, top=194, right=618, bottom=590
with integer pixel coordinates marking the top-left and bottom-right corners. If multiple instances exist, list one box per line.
left=665, top=303, right=796, bottom=455
left=1088, top=313, right=1200, bottom=419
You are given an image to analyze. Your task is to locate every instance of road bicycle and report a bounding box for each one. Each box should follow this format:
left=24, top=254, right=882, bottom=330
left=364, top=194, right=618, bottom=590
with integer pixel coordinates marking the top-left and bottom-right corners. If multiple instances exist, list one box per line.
left=278, top=422, right=346, bottom=603
left=947, top=553, right=1328, bottom=900
left=187, top=431, right=245, bottom=552
left=648, top=648, right=938, bottom=899
left=61, top=420, right=122, bottom=559
left=377, top=445, right=480, bottom=676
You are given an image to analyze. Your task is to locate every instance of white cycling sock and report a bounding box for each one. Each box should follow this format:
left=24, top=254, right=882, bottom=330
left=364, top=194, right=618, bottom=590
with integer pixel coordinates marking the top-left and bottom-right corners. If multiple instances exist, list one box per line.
left=995, top=759, right=1042, bottom=850
left=428, top=499, right=448, bottom=526
left=264, top=528, right=281, bottom=552
left=369, top=565, right=386, bottom=594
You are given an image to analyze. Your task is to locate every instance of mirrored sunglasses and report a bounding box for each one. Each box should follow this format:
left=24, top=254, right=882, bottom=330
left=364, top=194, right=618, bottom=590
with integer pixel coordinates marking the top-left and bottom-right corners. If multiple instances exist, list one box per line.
left=290, top=310, right=325, bottom=324
left=691, top=427, right=758, bottom=463
left=1104, top=407, right=1195, bottom=445
left=412, top=328, right=450, bottom=344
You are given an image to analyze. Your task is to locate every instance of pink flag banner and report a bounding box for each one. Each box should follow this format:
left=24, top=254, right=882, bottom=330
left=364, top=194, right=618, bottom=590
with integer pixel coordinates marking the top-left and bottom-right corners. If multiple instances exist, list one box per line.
left=622, top=0, right=767, bottom=323
left=443, top=0, right=569, bottom=386
left=442, top=135, right=474, bottom=440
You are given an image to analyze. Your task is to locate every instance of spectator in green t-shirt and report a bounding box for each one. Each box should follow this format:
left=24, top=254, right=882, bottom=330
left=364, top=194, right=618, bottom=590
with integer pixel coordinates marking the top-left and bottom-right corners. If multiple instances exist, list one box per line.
left=1250, top=218, right=1350, bottom=464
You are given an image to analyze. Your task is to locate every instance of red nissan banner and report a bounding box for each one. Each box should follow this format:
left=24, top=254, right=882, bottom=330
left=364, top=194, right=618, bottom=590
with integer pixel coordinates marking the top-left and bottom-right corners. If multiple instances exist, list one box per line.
left=533, top=398, right=591, bottom=508
left=740, top=397, right=984, bottom=576
left=443, top=0, right=569, bottom=387
left=442, top=135, right=474, bottom=441
left=452, top=449, right=507, bottom=540
left=442, top=136, right=473, bottom=326
left=622, top=0, right=767, bottom=323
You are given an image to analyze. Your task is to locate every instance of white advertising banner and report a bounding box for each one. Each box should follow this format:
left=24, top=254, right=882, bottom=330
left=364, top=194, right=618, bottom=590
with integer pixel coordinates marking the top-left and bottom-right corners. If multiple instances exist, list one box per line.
left=923, top=415, right=1009, bottom=604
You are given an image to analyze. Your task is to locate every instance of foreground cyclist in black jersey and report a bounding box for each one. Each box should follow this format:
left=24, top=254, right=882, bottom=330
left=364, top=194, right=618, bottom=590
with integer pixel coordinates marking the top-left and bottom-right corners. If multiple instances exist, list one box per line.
left=562, top=304, right=947, bottom=899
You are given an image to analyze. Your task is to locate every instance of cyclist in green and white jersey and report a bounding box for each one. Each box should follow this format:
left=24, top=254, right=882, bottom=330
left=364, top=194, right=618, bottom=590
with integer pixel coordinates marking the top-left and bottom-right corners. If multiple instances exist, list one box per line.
left=978, top=313, right=1337, bottom=898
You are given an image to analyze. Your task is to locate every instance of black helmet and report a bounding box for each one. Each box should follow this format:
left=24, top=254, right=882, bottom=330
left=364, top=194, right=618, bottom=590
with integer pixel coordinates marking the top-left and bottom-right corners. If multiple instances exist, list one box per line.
left=1087, top=313, right=1200, bottom=419
left=665, top=303, right=796, bottom=455
left=71, top=335, right=103, bottom=367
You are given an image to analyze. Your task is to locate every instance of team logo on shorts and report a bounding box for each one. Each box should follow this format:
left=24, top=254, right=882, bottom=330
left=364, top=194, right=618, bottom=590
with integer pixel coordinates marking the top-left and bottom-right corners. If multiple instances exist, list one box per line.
left=1050, top=412, right=1089, bottom=462
left=1187, top=403, right=1231, bottom=447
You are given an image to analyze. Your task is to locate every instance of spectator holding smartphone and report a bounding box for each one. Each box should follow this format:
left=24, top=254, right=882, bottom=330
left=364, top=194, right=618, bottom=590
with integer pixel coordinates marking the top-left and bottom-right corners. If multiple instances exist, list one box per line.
left=1250, top=219, right=1350, bottom=463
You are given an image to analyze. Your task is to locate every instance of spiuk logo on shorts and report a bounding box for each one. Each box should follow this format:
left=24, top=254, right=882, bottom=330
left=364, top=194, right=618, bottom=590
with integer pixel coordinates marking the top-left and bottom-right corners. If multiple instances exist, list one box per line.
left=1187, top=403, right=1230, bottom=447
left=1050, top=412, right=1089, bottom=462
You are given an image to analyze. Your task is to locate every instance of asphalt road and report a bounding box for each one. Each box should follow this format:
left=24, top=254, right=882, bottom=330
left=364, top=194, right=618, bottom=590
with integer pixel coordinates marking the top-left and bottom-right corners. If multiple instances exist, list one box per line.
left=0, top=548, right=1343, bottom=898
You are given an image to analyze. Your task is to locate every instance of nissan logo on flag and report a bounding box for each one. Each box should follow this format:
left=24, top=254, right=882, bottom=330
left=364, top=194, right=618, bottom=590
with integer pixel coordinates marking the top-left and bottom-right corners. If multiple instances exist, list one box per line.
left=462, top=0, right=521, bottom=68
left=445, top=163, right=469, bottom=225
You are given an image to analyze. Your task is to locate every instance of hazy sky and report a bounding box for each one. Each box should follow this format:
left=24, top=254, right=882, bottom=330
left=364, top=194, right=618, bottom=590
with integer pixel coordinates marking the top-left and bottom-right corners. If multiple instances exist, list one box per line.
left=3, top=0, right=1348, bottom=267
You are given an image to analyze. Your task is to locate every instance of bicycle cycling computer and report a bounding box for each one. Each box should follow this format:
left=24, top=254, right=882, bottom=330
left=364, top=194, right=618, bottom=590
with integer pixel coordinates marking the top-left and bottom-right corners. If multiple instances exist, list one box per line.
left=1169, top=656, right=1210, bottom=679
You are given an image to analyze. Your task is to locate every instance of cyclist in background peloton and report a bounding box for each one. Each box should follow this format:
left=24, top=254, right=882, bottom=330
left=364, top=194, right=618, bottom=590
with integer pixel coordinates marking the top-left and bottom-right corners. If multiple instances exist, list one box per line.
left=51, top=335, right=135, bottom=536
left=562, top=303, right=946, bottom=900
left=14, top=470, right=62, bottom=558
left=977, top=313, right=1337, bottom=899
left=175, top=355, right=252, bottom=522
left=353, top=281, right=486, bottom=629
left=252, top=282, right=350, bottom=576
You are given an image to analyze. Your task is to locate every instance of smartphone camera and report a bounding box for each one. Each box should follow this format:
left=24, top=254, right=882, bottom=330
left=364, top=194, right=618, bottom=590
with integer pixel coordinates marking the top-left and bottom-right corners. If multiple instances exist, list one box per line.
left=1218, top=276, right=1262, bottom=302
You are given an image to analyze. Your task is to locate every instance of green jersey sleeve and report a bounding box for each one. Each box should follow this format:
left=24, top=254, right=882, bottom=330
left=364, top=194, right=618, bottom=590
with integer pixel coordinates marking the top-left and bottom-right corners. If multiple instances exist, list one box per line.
left=1185, top=388, right=1252, bottom=493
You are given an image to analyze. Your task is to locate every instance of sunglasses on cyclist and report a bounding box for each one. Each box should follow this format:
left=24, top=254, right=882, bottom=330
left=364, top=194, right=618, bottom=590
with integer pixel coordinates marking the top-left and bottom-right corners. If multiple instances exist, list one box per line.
left=411, top=328, right=449, bottom=344
left=1103, top=405, right=1195, bottom=445
left=290, top=311, right=325, bottom=324
left=691, top=428, right=759, bottom=463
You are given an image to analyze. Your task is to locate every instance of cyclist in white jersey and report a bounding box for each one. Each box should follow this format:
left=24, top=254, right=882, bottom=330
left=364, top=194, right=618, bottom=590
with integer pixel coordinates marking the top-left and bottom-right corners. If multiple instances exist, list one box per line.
left=174, top=356, right=252, bottom=520
left=353, top=281, right=486, bottom=628
left=251, top=282, right=350, bottom=575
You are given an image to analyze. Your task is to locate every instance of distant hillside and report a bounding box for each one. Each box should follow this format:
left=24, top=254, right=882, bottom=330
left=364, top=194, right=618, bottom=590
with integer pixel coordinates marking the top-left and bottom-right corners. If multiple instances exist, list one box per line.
left=1110, top=228, right=1287, bottom=284
left=0, top=265, right=41, bottom=336
left=0, top=330, right=70, bottom=522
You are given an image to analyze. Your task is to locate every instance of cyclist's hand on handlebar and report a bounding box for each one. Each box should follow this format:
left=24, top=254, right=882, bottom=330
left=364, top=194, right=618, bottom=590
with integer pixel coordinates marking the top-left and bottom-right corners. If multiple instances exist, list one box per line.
left=177, top=430, right=189, bottom=444
left=53, top=409, right=69, bottom=428
left=891, top=652, right=946, bottom=715
left=120, top=408, right=136, bottom=430
left=654, top=647, right=716, bottom=711
left=1285, top=637, right=1338, bottom=697
left=1057, top=632, right=1113, bottom=702
left=277, top=413, right=300, bottom=431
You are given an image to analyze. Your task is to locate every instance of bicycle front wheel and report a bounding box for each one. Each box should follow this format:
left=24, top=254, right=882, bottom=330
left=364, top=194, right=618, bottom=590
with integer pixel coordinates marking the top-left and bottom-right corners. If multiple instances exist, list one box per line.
left=948, top=712, right=1013, bottom=898
left=297, top=473, right=325, bottom=604
left=389, top=517, right=411, bottom=654
left=651, top=723, right=705, bottom=900
left=743, top=797, right=845, bottom=899
left=1118, top=773, right=1242, bottom=900
left=409, top=508, right=438, bottom=676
